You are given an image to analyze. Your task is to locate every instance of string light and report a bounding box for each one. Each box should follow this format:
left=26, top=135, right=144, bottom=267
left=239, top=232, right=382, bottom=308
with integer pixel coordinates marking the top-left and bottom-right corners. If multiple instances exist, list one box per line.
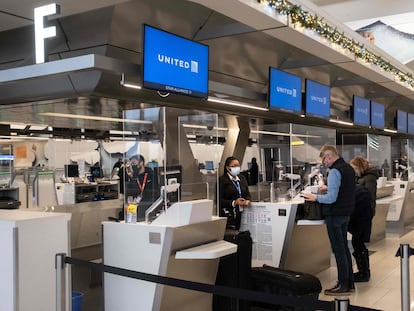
left=259, top=0, right=414, bottom=89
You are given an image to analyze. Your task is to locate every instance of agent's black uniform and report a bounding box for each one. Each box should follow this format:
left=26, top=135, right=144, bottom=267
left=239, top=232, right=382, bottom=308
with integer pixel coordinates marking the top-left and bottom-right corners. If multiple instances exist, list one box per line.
left=218, top=173, right=251, bottom=230
left=125, top=166, right=157, bottom=221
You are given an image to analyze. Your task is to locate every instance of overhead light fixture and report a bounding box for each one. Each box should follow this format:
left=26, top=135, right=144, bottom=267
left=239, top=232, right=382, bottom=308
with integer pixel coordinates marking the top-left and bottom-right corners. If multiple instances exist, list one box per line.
left=38, top=112, right=152, bottom=124
left=207, top=96, right=269, bottom=111
left=10, top=123, right=27, bottom=130
left=109, top=130, right=133, bottom=135
left=182, top=124, right=228, bottom=131
left=120, top=73, right=142, bottom=90
left=384, top=128, right=397, bottom=133
left=251, top=130, right=321, bottom=138
left=329, top=118, right=354, bottom=126
left=291, top=140, right=305, bottom=146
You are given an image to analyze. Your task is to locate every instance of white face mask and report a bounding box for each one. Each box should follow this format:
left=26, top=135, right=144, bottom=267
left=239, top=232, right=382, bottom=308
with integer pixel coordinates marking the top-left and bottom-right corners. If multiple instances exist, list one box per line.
left=229, top=166, right=241, bottom=176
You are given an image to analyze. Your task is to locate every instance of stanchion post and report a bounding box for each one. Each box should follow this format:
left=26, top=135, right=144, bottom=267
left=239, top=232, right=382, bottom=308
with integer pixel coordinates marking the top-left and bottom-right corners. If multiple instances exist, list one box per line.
left=334, top=297, right=349, bottom=311
left=55, top=253, right=66, bottom=311
left=400, top=244, right=411, bottom=311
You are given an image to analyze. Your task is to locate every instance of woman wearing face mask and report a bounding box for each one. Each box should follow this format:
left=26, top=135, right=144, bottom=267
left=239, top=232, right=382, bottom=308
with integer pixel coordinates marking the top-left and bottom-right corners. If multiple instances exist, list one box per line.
left=218, top=156, right=251, bottom=230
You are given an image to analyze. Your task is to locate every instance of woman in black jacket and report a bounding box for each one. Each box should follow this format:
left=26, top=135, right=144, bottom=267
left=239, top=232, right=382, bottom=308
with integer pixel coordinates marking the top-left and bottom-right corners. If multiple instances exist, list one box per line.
left=218, top=156, right=251, bottom=230
left=349, top=156, right=379, bottom=282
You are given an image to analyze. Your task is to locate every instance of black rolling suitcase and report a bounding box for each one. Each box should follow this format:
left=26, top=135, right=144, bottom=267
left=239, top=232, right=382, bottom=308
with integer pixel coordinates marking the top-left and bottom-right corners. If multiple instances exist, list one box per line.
left=251, top=265, right=322, bottom=311
left=213, top=230, right=252, bottom=311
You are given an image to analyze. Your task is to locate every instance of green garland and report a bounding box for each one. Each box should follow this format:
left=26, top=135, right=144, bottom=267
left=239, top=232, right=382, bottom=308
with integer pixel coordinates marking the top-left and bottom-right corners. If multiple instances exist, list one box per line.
left=259, top=0, right=414, bottom=88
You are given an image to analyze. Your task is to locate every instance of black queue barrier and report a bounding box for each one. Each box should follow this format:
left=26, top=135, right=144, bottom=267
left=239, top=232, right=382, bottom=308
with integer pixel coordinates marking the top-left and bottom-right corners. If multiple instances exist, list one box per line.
left=55, top=253, right=382, bottom=311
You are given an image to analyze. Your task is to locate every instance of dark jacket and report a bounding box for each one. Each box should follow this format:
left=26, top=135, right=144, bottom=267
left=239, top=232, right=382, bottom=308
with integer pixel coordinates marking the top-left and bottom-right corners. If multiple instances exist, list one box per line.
left=322, top=157, right=356, bottom=216
left=357, top=167, right=379, bottom=216
left=348, top=184, right=373, bottom=242
left=218, top=173, right=251, bottom=230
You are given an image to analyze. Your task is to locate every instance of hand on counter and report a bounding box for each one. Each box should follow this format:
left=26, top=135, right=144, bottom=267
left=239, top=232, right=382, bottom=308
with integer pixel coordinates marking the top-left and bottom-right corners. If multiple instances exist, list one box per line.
left=235, top=197, right=250, bottom=207
left=301, top=192, right=317, bottom=202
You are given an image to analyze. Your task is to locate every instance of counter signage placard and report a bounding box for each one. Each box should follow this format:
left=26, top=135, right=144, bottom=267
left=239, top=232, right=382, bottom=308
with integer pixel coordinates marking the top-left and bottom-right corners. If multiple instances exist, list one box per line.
left=304, top=79, right=330, bottom=119
left=397, top=110, right=407, bottom=133
left=370, top=101, right=385, bottom=129
left=268, top=67, right=302, bottom=113
left=352, top=95, right=370, bottom=126
left=142, top=24, right=209, bottom=99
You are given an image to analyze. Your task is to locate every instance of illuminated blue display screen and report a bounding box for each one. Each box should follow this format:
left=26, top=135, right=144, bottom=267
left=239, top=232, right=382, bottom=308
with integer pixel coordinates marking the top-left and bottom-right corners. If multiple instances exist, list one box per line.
left=305, top=79, right=330, bottom=119
left=353, top=96, right=370, bottom=126
left=143, top=24, right=209, bottom=99
left=408, top=113, right=414, bottom=134
left=370, top=101, right=385, bottom=129
left=397, top=110, right=407, bottom=133
left=268, top=67, right=302, bottom=113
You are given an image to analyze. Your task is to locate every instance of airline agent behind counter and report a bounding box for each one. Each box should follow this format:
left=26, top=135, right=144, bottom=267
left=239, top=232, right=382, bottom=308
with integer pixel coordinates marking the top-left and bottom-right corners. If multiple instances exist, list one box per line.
left=219, top=156, right=251, bottom=230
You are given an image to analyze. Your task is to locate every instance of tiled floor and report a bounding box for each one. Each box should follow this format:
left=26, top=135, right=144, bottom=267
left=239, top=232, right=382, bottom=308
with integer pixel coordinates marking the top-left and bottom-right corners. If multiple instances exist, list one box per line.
left=317, top=228, right=414, bottom=310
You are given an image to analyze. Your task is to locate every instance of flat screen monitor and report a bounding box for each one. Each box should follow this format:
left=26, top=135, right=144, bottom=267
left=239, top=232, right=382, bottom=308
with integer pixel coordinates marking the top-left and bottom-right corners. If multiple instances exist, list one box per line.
left=305, top=79, right=330, bottom=119
left=408, top=113, right=414, bottom=134
left=370, top=101, right=385, bottom=129
left=148, top=161, right=158, bottom=170
left=268, top=67, right=302, bottom=113
left=352, top=95, right=370, bottom=126
left=90, top=166, right=103, bottom=179
left=397, top=110, right=407, bottom=133
left=65, top=164, right=79, bottom=178
left=142, top=24, right=209, bottom=99
left=205, top=161, right=214, bottom=171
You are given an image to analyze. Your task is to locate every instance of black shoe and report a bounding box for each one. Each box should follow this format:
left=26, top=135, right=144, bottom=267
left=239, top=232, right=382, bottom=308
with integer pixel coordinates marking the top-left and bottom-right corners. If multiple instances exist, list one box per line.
left=354, top=271, right=370, bottom=282
left=324, top=283, right=351, bottom=296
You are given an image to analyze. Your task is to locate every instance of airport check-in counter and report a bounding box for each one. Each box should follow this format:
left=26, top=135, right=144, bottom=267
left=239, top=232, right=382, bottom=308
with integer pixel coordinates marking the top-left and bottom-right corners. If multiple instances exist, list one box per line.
left=240, top=200, right=331, bottom=275
left=103, top=199, right=236, bottom=311
left=241, top=182, right=398, bottom=275
left=385, top=180, right=414, bottom=234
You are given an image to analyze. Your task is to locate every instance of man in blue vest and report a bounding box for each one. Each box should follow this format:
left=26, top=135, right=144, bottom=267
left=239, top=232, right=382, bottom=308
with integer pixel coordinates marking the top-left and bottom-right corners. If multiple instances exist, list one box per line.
left=302, top=145, right=356, bottom=295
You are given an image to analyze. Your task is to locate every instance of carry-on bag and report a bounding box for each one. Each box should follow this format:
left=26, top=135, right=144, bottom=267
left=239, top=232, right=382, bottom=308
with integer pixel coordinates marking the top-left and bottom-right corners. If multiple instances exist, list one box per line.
left=213, top=230, right=252, bottom=311
left=251, top=264, right=322, bottom=311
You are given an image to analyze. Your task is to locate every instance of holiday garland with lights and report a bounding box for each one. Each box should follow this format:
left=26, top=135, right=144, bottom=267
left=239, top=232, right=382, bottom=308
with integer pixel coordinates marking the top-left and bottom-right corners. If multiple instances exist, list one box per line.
left=259, top=0, right=414, bottom=88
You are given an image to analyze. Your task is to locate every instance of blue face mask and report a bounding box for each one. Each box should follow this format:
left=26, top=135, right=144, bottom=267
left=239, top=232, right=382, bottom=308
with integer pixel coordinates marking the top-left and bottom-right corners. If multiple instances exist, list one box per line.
left=230, top=166, right=241, bottom=176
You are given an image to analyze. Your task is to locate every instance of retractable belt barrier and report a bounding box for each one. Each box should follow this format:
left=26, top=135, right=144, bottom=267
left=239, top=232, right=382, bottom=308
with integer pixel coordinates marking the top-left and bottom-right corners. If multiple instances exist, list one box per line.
left=56, top=254, right=381, bottom=311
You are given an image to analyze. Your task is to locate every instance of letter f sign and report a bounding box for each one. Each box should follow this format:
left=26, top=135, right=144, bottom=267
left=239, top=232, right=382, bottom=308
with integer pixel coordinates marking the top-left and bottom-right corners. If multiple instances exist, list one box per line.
left=34, top=3, right=61, bottom=64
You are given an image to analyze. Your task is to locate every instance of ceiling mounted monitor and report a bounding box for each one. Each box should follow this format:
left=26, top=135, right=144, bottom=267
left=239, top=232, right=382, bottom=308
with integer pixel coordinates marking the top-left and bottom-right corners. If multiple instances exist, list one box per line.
left=142, top=24, right=209, bottom=99
left=352, top=95, right=370, bottom=127
left=305, top=79, right=330, bottom=119
left=408, top=113, right=414, bottom=135
left=370, top=101, right=385, bottom=129
left=396, top=110, right=407, bottom=133
left=268, top=67, right=302, bottom=113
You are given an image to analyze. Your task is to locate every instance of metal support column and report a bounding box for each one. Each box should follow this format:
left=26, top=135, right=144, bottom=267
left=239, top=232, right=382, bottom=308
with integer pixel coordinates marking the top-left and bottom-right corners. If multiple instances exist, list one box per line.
left=396, top=244, right=414, bottom=311
left=55, top=253, right=67, bottom=311
left=334, top=297, right=349, bottom=311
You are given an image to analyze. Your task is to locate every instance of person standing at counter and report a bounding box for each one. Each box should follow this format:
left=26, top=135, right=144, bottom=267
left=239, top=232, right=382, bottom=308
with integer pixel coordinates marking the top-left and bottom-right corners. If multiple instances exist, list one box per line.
left=349, top=156, right=378, bottom=282
left=249, top=157, right=259, bottom=185
left=125, top=154, right=157, bottom=221
left=302, top=145, right=355, bottom=296
left=219, top=156, right=251, bottom=230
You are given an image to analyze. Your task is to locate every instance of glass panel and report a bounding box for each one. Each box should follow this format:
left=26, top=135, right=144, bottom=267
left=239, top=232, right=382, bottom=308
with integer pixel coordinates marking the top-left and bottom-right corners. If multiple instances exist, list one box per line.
left=122, top=107, right=166, bottom=222
left=291, top=124, right=336, bottom=190
left=408, top=139, right=414, bottom=181
left=178, top=112, right=219, bottom=209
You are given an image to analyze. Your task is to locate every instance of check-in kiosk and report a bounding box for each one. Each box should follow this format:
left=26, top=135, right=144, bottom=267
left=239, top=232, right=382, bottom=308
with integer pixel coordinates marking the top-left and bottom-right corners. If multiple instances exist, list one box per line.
left=103, top=199, right=236, bottom=311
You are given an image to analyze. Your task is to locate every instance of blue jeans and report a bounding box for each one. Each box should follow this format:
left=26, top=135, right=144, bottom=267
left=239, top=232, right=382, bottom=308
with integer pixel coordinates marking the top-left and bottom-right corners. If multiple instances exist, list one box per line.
left=325, top=215, right=354, bottom=285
